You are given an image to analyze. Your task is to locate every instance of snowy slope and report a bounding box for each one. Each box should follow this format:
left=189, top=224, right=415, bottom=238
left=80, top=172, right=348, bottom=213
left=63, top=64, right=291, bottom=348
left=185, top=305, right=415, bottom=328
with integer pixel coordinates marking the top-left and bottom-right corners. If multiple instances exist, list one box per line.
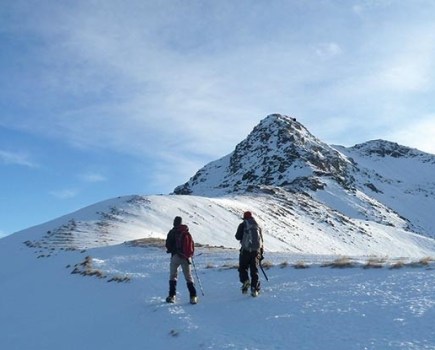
left=334, top=141, right=435, bottom=237
left=11, top=193, right=435, bottom=258
left=1, top=232, right=434, bottom=350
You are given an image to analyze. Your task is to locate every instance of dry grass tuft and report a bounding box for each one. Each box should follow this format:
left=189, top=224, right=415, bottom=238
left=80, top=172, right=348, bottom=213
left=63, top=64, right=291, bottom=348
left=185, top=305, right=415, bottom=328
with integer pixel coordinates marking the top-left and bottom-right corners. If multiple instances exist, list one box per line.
left=322, top=257, right=355, bottom=268
left=388, top=257, right=434, bottom=269
left=279, top=261, right=289, bottom=269
left=389, top=261, right=405, bottom=269
left=205, top=263, right=216, bottom=269
left=71, top=255, right=106, bottom=278
left=127, top=237, right=166, bottom=248
left=293, top=261, right=309, bottom=269
left=363, top=258, right=385, bottom=269
left=418, top=256, right=434, bottom=265
left=260, top=260, right=274, bottom=270
left=407, top=257, right=435, bottom=268
left=71, top=255, right=131, bottom=282
left=107, top=276, right=131, bottom=283
left=220, top=263, right=238, bottom=270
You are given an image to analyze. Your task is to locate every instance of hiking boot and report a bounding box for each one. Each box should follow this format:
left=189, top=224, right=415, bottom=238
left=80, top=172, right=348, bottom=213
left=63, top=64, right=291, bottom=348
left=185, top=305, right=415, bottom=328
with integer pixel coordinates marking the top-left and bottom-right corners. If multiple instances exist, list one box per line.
left=166, top=295, right=175, bottom=303
left=241, top=280, right=250, bottom=294
left=251, top=289, right=259, bottom=297
left=190, top=296, right=198, bottom=304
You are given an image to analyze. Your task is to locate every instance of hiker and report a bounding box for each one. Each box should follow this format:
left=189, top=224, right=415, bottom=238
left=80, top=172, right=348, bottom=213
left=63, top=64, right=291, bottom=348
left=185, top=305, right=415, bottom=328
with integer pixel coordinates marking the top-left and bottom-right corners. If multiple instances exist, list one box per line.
left=165, top=216, right=198, bottom=304
left=235, top=211, right=264, bottom=297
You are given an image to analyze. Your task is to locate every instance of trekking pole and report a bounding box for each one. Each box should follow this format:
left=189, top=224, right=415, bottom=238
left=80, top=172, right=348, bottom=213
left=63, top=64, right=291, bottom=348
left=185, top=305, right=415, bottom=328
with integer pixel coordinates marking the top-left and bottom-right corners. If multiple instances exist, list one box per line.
left=259, top=261, right=269, bottom=281
left=191, top=257, right=205, bottom=296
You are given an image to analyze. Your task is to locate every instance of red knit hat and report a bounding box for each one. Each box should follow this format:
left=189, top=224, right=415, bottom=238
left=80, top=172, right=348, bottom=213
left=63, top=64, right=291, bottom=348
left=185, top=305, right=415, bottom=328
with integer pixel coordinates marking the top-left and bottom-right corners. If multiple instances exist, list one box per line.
left=243, top=211, right=252, bottom=219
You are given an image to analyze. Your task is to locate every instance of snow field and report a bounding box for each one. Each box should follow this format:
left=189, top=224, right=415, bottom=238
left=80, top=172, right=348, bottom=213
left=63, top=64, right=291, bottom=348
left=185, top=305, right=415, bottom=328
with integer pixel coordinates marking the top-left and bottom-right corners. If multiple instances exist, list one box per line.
left=2, top=243, right=434, bottom=350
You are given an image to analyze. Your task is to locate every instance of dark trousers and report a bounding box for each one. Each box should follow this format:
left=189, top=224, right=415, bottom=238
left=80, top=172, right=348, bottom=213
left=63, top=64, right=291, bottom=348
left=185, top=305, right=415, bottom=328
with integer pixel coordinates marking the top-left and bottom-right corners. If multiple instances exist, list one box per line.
left=238, top=250, right=260, bottom=291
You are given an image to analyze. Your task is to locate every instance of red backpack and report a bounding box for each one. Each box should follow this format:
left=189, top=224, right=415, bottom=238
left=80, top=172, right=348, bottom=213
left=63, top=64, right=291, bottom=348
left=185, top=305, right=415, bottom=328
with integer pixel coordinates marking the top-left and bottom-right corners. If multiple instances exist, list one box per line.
left=175, top=224, right=194, bottom=259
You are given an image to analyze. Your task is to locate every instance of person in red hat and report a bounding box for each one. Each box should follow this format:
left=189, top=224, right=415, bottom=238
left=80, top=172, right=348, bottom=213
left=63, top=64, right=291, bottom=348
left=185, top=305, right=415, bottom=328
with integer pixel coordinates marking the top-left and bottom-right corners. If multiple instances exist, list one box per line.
left=235, top=211, right=264, bottom=297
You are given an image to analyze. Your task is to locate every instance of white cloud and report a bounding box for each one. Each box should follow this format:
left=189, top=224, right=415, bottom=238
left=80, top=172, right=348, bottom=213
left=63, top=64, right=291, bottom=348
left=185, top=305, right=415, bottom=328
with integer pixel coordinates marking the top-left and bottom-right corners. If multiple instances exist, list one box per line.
left=49, top=189, right=79, bottom=199
left=3, top=0, right=435, bottom=168
left=0, top=150, right=37, bottom=168
left=352, top=0, right=395, bottom=16
left=79, top=172, right=107, bottom=183
left=352, top=5, right=364, bottom=16
left=387, top=117, right=435, bottom=155
left=371, top=38, right=435, bottom=93
left=313, top=42, right=343, bottom=59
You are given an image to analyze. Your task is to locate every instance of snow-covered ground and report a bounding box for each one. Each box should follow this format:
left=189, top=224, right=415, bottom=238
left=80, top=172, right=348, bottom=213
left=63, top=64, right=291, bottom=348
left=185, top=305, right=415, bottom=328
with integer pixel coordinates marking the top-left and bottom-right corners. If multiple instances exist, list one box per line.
left=1, top=236, right=434, bottom=350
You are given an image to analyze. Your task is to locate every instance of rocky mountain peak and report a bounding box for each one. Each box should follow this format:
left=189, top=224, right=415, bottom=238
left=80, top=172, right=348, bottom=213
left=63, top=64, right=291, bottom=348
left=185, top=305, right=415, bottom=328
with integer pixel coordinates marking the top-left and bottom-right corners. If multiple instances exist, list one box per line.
left=350, top=140, right=435, bottom=163
left=174, top=114, right=355, bottom=196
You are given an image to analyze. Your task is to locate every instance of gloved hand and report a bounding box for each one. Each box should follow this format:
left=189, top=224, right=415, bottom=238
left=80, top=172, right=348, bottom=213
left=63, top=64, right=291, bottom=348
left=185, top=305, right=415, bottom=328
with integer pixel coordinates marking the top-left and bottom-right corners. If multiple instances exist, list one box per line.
left=258, top=248, right=264, bottom=261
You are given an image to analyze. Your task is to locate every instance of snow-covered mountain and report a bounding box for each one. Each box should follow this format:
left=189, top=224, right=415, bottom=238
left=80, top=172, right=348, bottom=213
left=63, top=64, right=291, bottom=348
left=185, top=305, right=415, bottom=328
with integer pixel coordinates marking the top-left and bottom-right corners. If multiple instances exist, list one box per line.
left=174, top=114, right=356, bottom=195
left=2, top=113, right=435, bottom=350
left=175, top=114, right=435, bottom=240
left=336, top=140, right=435, bottom=237
left=5, top=113, right=435, bottom=257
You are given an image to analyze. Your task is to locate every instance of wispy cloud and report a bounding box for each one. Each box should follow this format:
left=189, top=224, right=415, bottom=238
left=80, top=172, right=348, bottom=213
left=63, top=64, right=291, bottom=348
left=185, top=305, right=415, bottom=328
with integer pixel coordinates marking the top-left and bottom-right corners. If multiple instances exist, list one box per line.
left=0, top=150, right=37, bottom=168
left=49, top=189, right=79, bottom=199
left=313, top=42, right=343, bottom=59
left=365, top=32, right=435, bottom=93
left=387, top=116, right=435, bottom=155
left=2, top=0, right=435, bottom=160
left=79, top=172, right=107, bottom=183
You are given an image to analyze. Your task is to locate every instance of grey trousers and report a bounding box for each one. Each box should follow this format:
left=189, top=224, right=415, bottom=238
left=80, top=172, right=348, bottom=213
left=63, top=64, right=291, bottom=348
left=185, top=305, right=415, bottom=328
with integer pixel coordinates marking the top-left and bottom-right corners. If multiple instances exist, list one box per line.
left=169, top=254, right=194, bottom=283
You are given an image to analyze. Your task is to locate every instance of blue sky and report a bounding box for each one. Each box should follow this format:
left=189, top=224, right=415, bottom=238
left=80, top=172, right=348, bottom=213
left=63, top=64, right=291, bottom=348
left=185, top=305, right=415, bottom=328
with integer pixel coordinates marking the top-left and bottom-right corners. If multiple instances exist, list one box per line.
left=1, top=0, right=435, bottom=237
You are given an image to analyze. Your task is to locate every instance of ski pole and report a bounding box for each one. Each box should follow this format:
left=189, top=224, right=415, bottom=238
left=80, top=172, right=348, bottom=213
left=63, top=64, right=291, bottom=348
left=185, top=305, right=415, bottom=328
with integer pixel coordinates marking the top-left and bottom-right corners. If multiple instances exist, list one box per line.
left=191, top=257, right=205, bottom=296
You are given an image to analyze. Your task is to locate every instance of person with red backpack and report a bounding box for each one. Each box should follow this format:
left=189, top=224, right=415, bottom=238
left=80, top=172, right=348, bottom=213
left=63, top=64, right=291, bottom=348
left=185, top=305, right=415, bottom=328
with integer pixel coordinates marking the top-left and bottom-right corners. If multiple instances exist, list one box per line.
left=235, top=211, right=264, bottom=297
left=165, top=216, right=198, bottom=304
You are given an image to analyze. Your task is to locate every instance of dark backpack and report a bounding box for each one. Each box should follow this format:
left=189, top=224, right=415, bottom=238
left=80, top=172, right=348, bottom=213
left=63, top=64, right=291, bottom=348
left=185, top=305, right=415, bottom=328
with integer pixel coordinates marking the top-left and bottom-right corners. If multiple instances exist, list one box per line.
left=175, top=224, right=194, bottom=259
left=241, top=218, right=263, bottom=252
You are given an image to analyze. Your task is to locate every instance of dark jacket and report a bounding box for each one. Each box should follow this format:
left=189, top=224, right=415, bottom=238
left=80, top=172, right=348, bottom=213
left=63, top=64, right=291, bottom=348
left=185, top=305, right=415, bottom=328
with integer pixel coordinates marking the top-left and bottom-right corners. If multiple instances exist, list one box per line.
left=235, top=221, right=245, bottom=241
left=235, top=218, right=261, bottom=241
left=235, top=218, right=263, bottom=253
